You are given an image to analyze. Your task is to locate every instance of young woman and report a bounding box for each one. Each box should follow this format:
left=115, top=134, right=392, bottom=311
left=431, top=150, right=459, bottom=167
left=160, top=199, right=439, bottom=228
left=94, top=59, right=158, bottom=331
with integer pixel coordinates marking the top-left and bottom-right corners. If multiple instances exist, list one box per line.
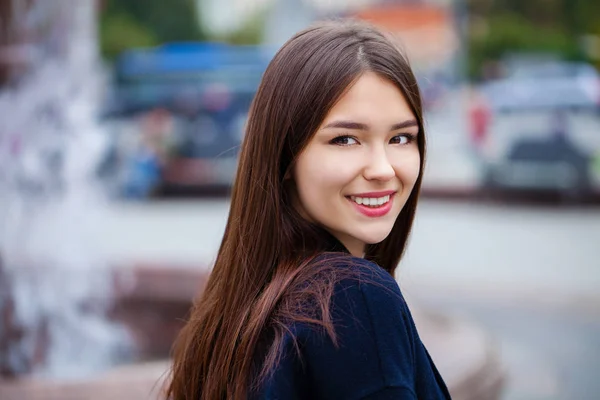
left=167, top=20, right=451, bottom=400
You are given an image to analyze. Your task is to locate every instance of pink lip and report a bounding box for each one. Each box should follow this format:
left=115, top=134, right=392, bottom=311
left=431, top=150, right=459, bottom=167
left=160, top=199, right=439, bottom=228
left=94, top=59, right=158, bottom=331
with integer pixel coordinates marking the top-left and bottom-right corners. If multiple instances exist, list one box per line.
left=346, top=193, right=395, bottom=218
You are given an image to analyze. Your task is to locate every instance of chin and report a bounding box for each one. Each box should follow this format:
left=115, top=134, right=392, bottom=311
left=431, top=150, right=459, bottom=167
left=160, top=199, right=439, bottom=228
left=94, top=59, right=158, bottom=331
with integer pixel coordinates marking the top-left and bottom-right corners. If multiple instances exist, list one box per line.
left=354, top=229, right=394, bottom=246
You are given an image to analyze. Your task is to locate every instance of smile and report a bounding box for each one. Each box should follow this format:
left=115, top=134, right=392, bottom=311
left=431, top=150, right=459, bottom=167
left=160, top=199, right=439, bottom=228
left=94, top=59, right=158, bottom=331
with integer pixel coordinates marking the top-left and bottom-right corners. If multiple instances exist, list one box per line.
left=349, top=195, right=390, bottom=207
left=346, top=192, right=396, bottom=218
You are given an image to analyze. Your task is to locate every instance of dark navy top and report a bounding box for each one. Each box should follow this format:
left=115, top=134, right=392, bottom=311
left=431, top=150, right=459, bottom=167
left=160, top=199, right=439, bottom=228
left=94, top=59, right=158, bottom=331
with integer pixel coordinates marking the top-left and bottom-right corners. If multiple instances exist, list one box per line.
left=252, top=256, right=451, bottom=399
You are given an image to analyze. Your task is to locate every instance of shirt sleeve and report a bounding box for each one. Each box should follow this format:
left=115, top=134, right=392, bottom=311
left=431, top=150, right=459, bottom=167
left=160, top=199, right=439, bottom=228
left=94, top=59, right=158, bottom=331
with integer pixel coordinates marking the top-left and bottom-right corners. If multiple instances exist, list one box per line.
left=296, top=259, right=420, bottom=400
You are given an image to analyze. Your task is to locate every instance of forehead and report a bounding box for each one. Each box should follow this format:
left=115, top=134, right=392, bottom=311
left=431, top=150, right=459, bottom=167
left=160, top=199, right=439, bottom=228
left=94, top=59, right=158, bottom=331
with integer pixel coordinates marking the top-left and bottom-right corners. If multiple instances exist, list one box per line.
left=322, top=72, right=414, bottom=125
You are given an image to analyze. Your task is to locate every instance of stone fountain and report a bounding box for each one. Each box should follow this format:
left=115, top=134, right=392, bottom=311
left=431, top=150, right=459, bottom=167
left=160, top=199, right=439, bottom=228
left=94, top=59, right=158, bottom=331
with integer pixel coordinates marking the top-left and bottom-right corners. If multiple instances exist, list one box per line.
left=0, top=1, right=505, bottom=398
left=0, top=0, right=131, bottom=381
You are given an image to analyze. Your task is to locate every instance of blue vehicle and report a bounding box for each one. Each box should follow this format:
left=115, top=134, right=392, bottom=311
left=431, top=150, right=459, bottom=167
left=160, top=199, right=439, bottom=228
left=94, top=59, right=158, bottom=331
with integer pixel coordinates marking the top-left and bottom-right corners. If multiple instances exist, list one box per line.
left=102, top=42, right=275, bottom=196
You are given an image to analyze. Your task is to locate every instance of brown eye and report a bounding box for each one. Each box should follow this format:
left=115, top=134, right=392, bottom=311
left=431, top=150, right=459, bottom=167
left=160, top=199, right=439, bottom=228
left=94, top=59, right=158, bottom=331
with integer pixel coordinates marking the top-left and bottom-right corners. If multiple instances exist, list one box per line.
left=330, top=135, right=358, bottom=146
left=390, top=134, right=415, bottom=145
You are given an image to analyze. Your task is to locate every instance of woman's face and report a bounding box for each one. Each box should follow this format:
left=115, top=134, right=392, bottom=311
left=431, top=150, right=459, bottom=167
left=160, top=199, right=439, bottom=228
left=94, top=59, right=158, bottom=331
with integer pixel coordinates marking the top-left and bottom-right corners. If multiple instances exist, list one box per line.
left=292, top=72, right=421, bottom=257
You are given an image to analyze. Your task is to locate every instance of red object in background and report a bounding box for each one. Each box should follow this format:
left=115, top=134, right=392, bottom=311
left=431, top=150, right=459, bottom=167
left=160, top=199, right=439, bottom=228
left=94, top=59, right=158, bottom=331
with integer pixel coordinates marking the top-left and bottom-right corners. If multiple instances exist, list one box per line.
left=162, top=158, right=214, bottom=186
left=469, top=98, right=491, bottom=151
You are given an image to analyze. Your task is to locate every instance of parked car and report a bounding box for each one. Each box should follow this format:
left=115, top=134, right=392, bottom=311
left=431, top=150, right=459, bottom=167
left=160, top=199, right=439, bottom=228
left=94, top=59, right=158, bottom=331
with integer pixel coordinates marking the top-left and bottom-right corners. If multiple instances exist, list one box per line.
left=477, top=61, right=600, bottom=201
left=483, top=111, right=594, bottom=201
left=479, top=61, right=600, bottom=112
left=102, top=42, right=273, bottom=197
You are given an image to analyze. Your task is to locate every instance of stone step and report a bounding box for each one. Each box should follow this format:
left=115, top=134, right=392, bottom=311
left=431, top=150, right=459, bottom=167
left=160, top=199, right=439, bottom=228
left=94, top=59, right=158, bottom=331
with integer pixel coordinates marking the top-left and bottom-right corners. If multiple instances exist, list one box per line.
left=0, top=263, right=506, bottom=399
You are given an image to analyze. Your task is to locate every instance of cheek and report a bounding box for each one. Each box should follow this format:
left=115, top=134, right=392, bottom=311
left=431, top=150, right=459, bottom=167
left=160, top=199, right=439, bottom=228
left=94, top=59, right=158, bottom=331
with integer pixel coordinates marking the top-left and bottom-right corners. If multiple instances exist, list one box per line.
left=394, top=152, right=421, bottom=184
left=295, top=160, right=342, bottom=202
left=295, top=150, right=353, bottom=197
left=295, top=164, right=319, bottom=200
left=294, top=153, right=322, bottom=206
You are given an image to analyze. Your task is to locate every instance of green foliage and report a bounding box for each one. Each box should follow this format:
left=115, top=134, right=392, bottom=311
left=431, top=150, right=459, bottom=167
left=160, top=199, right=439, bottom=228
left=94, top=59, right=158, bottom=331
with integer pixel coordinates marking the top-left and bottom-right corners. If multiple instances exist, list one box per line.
left=467, top=0, right=600, bottom=79
left=215, top=9, right=267, bottom=45
left=100, top=12, right=158, bottom=60
left=99, top=0, right=205, bottom=60
left=469, top=12, right=582, bottom=78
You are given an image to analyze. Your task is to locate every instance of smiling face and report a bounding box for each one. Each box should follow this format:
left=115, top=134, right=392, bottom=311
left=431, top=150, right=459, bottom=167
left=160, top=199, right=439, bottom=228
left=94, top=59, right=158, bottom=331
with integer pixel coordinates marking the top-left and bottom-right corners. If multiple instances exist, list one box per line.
left=291, top=72, right=421, bottom=257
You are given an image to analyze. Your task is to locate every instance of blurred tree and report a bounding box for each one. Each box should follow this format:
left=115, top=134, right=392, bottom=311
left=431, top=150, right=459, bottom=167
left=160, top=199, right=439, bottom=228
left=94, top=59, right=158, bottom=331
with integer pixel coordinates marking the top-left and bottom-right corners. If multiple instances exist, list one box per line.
left=99, top=0, right=205, bottom=59
left=468, top=12, right=578, bottom=79
left=218, top=9, right=268, bottom=45
left=100, top=12, right=157, bottom=60
left=467, top=0, right=600, bottom=79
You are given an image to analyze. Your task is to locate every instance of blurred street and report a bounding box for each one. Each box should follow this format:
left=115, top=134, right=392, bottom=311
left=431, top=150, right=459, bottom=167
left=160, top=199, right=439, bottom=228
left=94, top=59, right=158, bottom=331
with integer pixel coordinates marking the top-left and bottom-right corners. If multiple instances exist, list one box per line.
left=97, top=199, right=600, bottom=303
left=421, top=293, right=600, bottom=400
left=97, top=198, right=600, bottom=400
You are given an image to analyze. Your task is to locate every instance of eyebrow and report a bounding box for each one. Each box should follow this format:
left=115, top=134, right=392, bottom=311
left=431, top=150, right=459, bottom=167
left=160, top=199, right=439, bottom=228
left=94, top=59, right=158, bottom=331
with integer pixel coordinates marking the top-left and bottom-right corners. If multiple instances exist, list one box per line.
left=322, top=119, right=419, bottom=132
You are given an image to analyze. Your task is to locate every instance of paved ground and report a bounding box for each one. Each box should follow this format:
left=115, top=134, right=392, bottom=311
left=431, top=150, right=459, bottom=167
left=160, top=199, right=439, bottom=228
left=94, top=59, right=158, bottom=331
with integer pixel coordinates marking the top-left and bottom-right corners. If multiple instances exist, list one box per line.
left=415, top=290, right=600, bottom=400
left=95, top=198, right=600, bottom=400
left=97, top=199, right=600, bottom=304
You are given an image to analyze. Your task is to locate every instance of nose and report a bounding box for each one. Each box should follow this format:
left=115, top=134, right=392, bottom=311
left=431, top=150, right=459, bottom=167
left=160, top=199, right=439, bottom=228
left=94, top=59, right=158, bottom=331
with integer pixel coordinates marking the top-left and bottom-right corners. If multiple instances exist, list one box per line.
left=363, top=147, right=395, bottom=182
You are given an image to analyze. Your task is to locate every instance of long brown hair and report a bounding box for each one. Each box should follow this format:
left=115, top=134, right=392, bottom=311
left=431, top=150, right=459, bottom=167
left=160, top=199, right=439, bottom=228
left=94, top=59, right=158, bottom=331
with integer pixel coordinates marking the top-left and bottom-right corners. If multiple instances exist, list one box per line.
left=166, top=19, right=426, bottom=400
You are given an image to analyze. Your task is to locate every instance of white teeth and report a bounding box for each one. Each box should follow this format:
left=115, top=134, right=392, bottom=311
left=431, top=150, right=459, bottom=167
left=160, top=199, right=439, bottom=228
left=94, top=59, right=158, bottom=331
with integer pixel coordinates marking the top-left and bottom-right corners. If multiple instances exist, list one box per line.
left=349, top=194, right=391, bottom=207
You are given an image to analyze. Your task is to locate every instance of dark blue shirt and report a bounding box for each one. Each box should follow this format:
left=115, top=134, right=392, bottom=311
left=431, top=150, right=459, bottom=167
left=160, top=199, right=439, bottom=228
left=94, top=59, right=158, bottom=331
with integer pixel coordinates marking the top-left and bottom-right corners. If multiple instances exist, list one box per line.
left=253, top=256, right=451, bottom=399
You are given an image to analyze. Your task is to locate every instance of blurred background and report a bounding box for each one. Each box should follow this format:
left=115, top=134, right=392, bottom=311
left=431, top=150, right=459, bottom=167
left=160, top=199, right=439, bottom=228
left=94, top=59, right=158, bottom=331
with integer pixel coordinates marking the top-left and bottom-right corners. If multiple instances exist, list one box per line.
left=1, top=0, right=599, bottom=399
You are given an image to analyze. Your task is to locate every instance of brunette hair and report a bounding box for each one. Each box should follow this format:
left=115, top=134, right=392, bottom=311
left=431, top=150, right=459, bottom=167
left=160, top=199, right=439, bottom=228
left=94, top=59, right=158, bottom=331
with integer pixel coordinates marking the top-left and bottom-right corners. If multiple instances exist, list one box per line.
left=166, top=19, right=426, bottom=400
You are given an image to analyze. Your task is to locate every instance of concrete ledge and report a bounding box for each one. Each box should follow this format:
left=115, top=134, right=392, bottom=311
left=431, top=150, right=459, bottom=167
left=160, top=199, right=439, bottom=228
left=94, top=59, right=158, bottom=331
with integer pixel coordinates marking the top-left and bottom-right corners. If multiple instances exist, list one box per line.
left=414, top=308, right=505, bottom=400
left=0, top=263, right=505, bottom=399
left=0, top=361, right=170, bottom=400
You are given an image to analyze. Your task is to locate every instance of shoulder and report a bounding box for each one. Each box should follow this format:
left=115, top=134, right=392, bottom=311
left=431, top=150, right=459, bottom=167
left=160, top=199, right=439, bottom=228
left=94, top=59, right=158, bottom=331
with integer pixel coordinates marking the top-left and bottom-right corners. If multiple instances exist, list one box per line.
left=313, top=253, right=397, bottom=283
left=260, top=255, right=450, bottom=399
left=326, top=256, right=414, bottom=344
left=316, top=254, right=407, bottom=309
left=290, top=256, right=420, bottom=397
left=303, top=254, right=411, bottom=332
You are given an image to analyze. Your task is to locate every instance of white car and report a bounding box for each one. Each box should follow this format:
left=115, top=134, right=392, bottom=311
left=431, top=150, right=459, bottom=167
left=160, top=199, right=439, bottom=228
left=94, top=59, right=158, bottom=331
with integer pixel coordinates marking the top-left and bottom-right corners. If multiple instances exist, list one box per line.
left=480, top=62, right=600, bottom=112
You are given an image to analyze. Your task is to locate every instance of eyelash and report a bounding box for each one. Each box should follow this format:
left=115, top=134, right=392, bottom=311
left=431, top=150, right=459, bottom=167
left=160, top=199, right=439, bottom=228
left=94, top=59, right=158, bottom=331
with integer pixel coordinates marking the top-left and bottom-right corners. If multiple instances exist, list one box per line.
left=330, top=133, right=417, bottom=146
